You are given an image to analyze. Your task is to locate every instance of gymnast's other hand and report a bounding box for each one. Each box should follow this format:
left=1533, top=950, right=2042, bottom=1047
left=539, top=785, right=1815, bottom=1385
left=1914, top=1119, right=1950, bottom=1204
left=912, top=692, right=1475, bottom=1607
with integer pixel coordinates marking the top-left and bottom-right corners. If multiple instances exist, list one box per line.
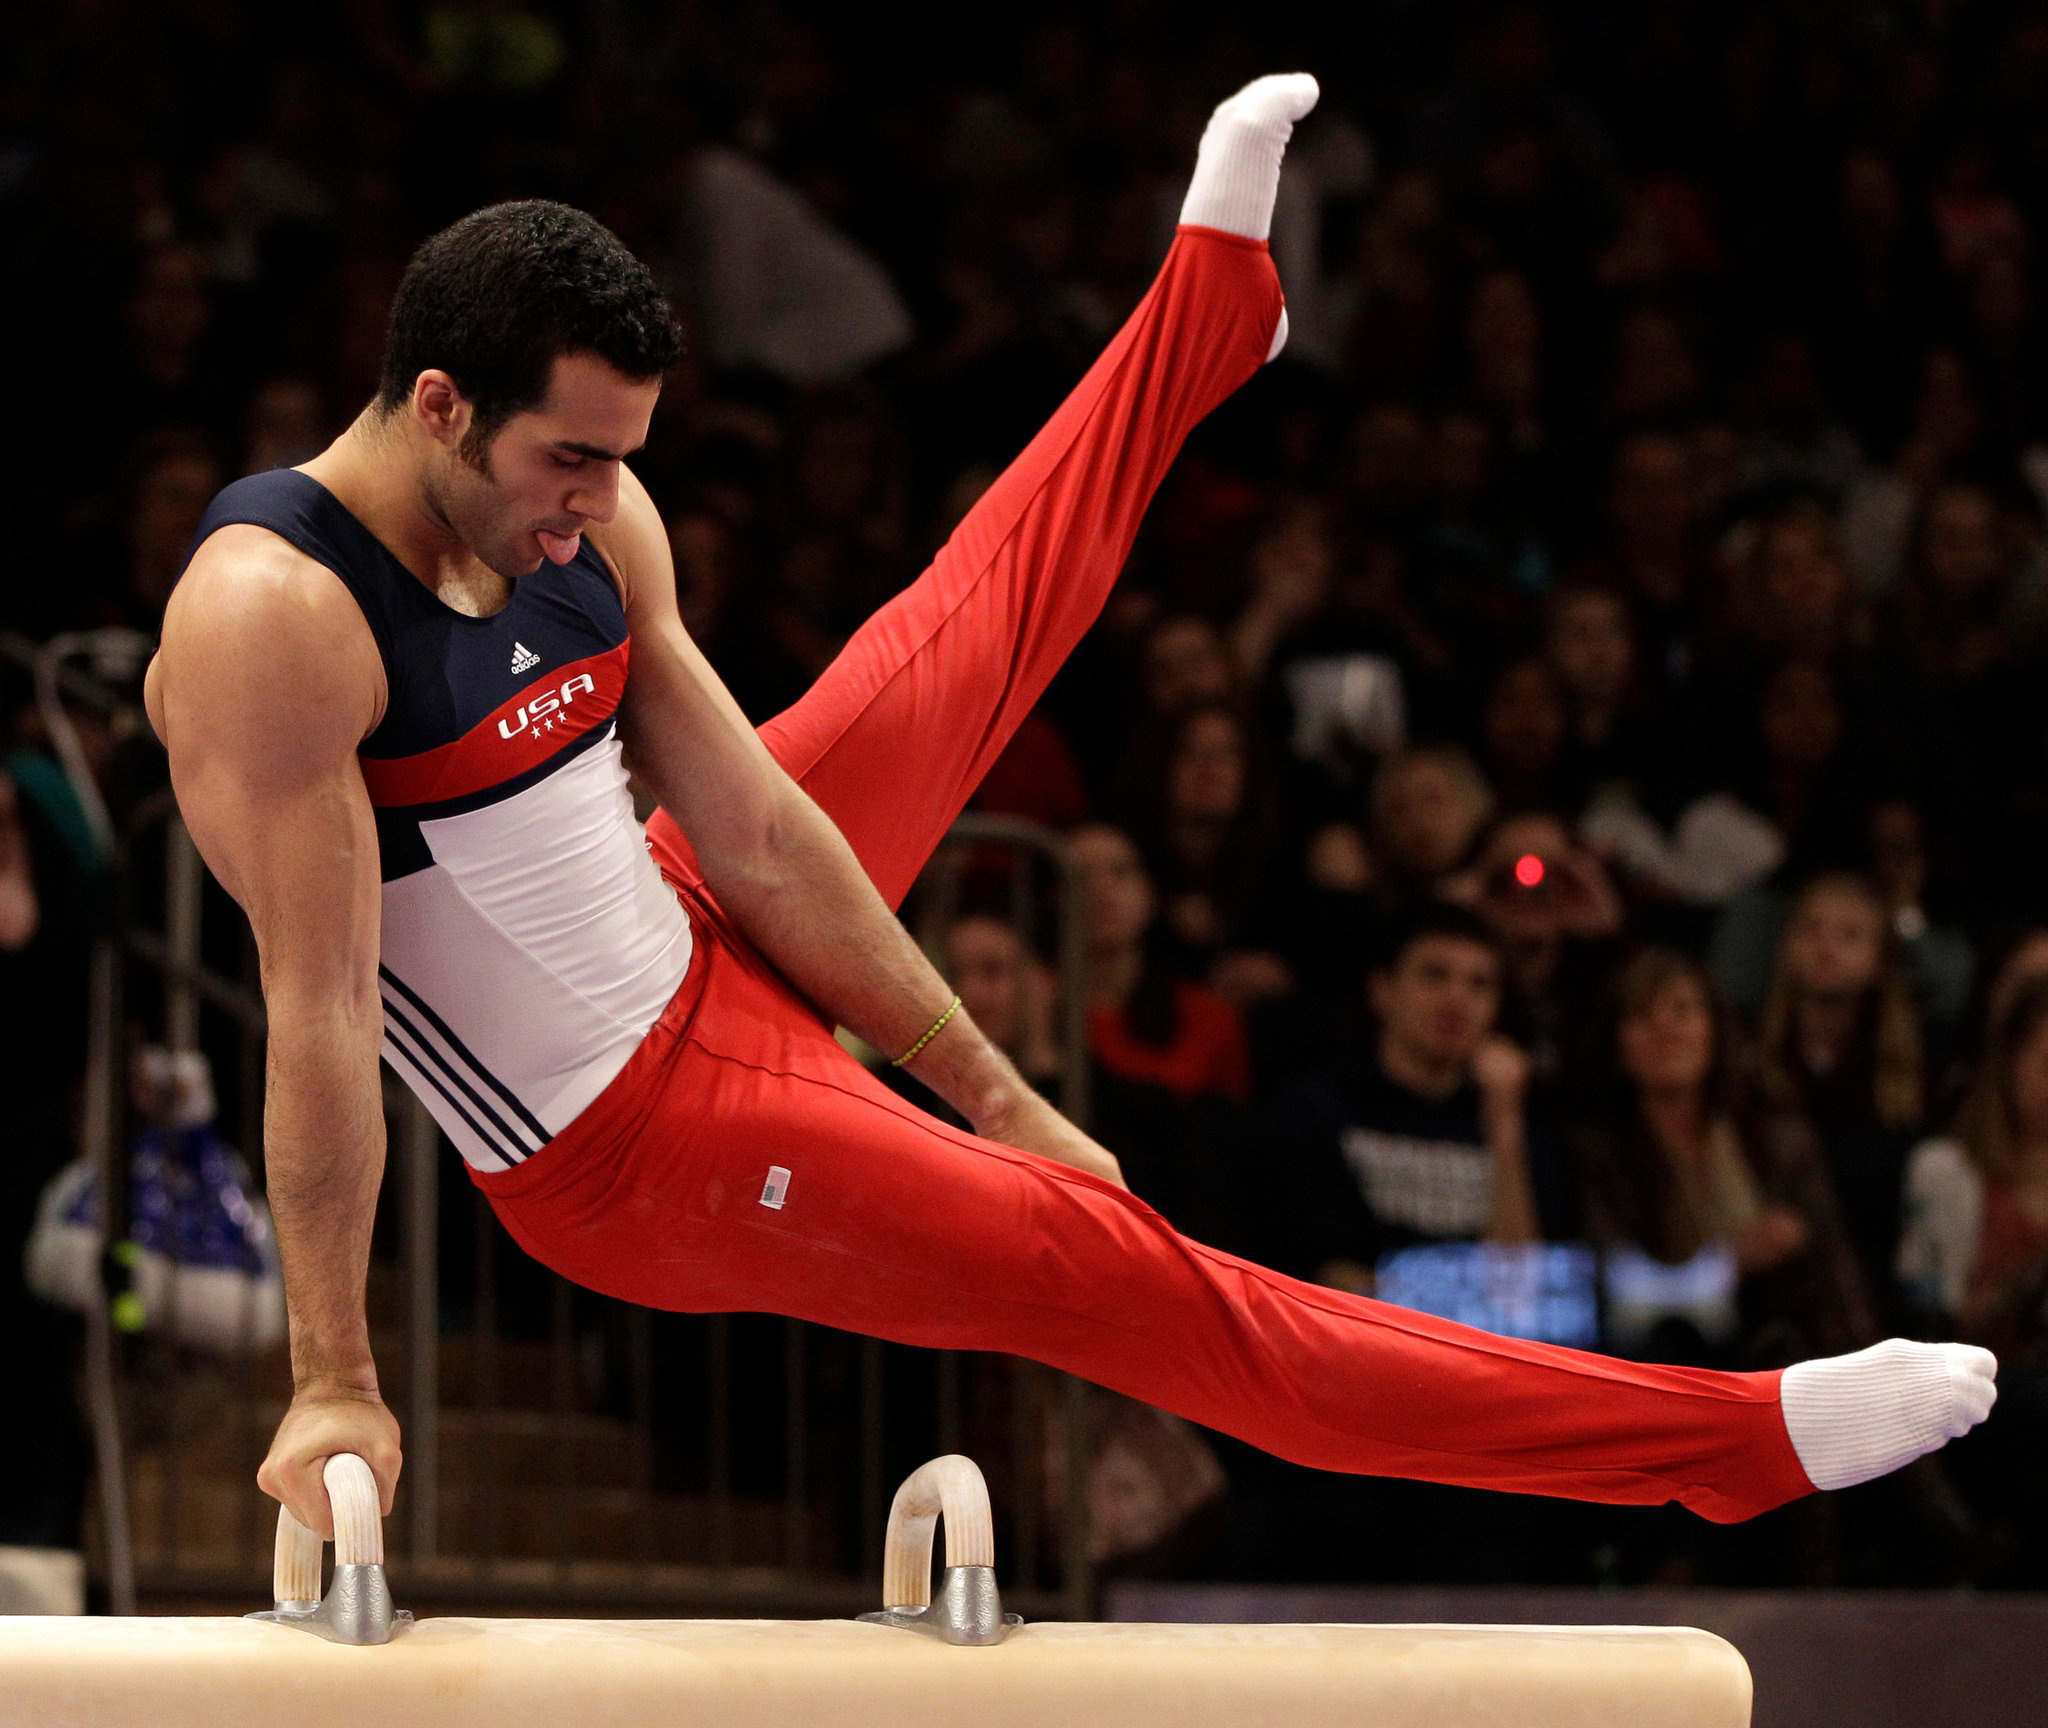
left=898, top=998, right=1128, bottom=1189
left=975, top=1082, right=1129, bottom=1192
left=258, top=1385, right=403, bottom=1540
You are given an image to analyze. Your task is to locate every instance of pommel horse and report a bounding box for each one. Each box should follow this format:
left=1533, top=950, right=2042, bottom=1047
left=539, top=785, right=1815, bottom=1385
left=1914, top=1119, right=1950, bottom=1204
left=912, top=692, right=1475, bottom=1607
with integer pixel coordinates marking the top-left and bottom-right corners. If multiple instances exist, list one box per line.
left=0, top=1453, right=1754, bottom=1726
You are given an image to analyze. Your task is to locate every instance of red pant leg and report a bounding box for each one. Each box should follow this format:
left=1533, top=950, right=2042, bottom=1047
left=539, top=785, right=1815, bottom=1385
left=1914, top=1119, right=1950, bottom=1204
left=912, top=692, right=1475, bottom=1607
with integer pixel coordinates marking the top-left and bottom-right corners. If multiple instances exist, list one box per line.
left=478, top=910, right=1815, bottom=1524
left=646, top=225, right=1282, bottom=906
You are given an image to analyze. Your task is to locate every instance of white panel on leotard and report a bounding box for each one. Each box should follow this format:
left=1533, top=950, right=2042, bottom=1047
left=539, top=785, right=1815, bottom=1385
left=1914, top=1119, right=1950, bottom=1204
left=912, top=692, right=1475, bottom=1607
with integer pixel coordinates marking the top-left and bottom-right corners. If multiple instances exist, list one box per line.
left=416, top=736, right=691, bottom=1030
left=375, top=736, right=693, bottom=1169
left=378, top=867, right=645, bottom=1167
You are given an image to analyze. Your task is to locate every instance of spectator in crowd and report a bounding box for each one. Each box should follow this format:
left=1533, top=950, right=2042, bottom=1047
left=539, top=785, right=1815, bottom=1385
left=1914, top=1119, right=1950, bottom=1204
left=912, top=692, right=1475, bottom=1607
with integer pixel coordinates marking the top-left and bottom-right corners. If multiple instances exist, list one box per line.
left=1070, top=823, right=1250, bottom=1109
left=1705, top=659, right=1870, bottom=1015
left=1814, top=149, right=1942, bottom=458
left=1143, top=613, right=1239, bottom=718
left=1069, top=822, right=1252, bottom=1244
left=1734, top=331, right=1866, bottom=506
left=1897, top=972, right=2048, bottom=1583
left=1588, top=429, right=1713, bottom=701
left=945, top=912, right=1062, bottom=1094
left=1751, top=872, right=1926, bottom=1327
left=1567, top=948, right=1815, bottom=1360
left=239, top=375, right=330, bottom=476
left=1261, top=905, right=1542, bottom=1296
left=1366, top=742, right=1493, bottom=916
left=1842, top=349, right=1991, bottom=590
left=1747, top=658, right=1862, bottom=868
left=1899, top=972, right=2048, bottom=1357
left=1891, top=479, right=2034, bottom=695
left=109, top=430, right=224, bottom=630
left=761, top=385, right=908, bottom=686
left=1476, top=654, right=1569, bottom=816
left=1690, top=500, right=1863, bottom=777
left=1984, top=928, right=2048, bottom=1036
left=1117, top=699, right=1289, bottom=1003
left=1542, top=576, right=1648, bottom=813
left=1863, top=795, right=1975, bottom=1057
left=1446, top=807, right=1624, bottom=1085
left=97, top=241, right=240, bottom=454
left=1229, top=509, right=1335, bottom=698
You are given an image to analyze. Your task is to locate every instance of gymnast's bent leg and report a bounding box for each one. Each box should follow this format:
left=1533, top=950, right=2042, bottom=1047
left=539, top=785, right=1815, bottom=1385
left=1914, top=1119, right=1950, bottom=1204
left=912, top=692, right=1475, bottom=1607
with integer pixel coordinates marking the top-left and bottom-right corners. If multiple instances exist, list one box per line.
left=647, top=174, right=1288, bottom=908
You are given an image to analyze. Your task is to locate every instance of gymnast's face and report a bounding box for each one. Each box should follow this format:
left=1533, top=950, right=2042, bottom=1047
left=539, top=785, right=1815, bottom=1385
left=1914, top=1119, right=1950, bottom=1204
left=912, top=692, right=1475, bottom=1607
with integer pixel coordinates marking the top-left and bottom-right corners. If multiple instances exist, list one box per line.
left=423, top=351, right=661, bottom=580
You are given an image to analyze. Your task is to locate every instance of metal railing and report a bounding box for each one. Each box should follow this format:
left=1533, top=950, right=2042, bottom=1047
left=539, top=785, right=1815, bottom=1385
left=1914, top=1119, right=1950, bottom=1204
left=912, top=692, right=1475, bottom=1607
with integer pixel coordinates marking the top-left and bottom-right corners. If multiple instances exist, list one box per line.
left=51, top=665, right=1096, bottom=1619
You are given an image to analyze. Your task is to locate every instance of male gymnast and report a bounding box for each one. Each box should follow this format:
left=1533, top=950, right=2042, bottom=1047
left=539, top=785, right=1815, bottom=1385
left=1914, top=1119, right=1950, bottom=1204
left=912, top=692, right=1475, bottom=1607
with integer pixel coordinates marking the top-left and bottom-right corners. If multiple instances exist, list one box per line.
left=147, top=75, right=1996, bottom=1545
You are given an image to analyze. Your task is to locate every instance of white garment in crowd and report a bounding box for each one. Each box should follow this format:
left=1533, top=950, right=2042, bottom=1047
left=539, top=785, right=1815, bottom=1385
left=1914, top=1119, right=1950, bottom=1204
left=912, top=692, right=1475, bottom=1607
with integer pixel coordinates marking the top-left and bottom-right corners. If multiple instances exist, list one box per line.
left=1580, top=791, right=1786, bottom=906
left=1896, top=1137, right=1985, bottom=1316
left=682, top=146, right=914, bottom=385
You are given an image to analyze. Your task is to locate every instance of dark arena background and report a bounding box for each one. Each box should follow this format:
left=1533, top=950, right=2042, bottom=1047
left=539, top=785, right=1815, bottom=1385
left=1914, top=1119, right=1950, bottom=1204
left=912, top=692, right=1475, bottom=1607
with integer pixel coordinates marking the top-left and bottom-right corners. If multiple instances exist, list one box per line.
left=0, top=5, right=2043, bottom=1725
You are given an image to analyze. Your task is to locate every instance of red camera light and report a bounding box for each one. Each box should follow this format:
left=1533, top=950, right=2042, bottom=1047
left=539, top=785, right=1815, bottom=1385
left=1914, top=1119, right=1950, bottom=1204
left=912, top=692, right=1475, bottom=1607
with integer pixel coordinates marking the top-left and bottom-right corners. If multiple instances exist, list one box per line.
left=1513, top=853, right=1545, bottom=888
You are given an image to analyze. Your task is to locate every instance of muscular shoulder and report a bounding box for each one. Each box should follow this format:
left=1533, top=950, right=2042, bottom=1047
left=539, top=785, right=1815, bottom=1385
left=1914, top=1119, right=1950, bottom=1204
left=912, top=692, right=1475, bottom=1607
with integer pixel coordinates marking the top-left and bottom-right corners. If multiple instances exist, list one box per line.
left=151, top=523, right=385, bottom=760
left=170, top=522, right=364, bottom=631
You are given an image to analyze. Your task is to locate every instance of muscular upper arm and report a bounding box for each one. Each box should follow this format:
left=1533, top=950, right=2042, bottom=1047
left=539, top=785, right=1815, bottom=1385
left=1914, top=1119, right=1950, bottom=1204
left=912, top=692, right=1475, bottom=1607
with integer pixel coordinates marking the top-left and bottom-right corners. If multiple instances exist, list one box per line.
left=152, top=526, right=387, bottom=1022
left=595, top=468, right=793, bottom=864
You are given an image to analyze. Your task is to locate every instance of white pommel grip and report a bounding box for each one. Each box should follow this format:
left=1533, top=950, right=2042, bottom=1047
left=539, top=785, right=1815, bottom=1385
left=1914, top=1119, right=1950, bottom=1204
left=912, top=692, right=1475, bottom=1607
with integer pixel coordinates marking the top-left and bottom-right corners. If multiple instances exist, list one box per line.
left=272, top=1506, right=322, bottom=1609
left=325, top=1453, right=385, bottom=1567
left=881, top=1453, right=996, bottom=1612
left=271, top=1453, right=384, bottom=1605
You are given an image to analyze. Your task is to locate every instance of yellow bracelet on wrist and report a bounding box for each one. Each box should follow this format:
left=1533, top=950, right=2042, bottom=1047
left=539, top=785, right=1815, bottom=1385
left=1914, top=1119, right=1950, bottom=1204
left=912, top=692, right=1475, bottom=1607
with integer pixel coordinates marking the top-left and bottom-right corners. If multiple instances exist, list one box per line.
left=892, top=994, right=962, bottom=1067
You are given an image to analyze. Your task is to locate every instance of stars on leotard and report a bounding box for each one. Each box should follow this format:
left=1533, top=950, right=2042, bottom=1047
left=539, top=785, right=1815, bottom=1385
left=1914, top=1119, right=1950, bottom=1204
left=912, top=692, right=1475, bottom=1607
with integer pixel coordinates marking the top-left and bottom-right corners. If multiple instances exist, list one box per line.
left=526, top=715, right=563, bottom=741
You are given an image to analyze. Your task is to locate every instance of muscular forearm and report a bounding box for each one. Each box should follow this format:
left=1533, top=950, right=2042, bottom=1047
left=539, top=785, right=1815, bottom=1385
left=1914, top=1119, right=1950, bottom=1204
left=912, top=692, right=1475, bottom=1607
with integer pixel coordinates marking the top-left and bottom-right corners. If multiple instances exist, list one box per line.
left=262, top=1003, right=388, bottom=1392
left=701, top=785, right=973, bottom=1065
left=700, top=786, right=1122, bottom=1183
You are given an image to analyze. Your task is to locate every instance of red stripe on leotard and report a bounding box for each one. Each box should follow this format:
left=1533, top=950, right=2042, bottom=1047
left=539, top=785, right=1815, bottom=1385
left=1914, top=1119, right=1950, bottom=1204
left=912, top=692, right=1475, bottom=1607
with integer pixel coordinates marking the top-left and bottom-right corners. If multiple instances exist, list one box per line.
left=358, top=641, right=630, bottom=809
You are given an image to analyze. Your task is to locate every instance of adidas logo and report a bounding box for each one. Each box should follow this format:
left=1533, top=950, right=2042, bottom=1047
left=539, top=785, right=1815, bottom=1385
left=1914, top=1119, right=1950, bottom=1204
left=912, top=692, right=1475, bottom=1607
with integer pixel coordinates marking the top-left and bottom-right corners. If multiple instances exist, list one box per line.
left=510, top=641, right=540, bottom=674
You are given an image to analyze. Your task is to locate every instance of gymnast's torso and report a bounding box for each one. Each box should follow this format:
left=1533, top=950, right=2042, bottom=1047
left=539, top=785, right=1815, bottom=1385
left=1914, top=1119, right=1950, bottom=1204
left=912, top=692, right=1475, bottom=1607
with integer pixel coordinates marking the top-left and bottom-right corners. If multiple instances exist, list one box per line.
left=187, top=470, right=693, bottom=1171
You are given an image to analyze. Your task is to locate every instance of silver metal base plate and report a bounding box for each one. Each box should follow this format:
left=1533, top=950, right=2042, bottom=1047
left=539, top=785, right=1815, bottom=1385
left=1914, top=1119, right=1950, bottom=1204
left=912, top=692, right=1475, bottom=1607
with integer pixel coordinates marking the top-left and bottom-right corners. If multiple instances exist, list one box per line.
left=857, top=1564, right=1020, bottom=1646
left=247, top=1563, right=412, bottom=1645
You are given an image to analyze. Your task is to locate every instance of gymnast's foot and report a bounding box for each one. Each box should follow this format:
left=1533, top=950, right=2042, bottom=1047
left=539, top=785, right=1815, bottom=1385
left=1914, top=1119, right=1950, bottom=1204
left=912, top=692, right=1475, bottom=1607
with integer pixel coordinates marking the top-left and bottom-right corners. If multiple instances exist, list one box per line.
left=1179, top=71, right=1320, bottom=359
left=1781, top=1339, right=1998, bottom=1491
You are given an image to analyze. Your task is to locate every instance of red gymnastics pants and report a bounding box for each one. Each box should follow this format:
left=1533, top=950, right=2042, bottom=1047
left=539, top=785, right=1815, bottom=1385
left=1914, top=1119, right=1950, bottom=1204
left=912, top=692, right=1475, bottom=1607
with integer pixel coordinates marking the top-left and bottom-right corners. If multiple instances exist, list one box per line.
left=474, top=227, right=1814, bottom=1524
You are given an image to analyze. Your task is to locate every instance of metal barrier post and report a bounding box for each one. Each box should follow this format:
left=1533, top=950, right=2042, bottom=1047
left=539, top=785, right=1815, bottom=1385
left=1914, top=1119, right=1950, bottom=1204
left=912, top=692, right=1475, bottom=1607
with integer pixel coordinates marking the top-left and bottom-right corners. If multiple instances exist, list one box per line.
left=160, top=818, right=203, bottom=1577
left=403, top=1098, right=440, bottom=1564
left=81, top=934, right=136, bottom=1616
left=164, top=819, right=201, bottom=1054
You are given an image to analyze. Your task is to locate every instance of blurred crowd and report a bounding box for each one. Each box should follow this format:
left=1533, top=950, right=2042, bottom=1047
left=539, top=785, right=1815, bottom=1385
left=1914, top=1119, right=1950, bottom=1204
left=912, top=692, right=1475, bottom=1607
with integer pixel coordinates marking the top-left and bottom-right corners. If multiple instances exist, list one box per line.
left=5, top=0, right=2048, bottom=1590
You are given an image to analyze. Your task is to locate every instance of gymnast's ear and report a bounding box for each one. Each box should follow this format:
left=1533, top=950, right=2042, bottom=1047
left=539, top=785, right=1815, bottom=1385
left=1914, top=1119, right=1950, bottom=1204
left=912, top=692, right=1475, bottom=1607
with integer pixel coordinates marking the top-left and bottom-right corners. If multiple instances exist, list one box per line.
left=406, top=369, right=474, bottom=452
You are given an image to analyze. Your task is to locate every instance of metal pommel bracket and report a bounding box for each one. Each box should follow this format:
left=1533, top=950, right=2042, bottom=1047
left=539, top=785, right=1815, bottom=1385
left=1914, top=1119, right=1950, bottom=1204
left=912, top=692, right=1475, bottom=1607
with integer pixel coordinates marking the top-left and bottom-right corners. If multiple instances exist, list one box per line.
left=247, top=1454, right=412, bottom=1646
left=857, top=1454, right=1022, bottom=1647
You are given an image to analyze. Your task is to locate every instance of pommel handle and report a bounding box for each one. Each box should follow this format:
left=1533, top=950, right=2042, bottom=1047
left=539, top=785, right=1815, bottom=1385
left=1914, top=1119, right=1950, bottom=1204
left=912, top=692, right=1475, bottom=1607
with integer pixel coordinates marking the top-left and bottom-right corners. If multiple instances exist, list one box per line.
left=881, top=1453, right=996, bottom=1612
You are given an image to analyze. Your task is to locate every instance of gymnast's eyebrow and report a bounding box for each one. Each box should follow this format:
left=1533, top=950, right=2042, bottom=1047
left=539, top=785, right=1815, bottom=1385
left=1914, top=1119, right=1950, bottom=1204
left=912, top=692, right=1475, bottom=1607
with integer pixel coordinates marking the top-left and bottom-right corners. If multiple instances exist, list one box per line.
left=553, top=438, right=645, bottom=461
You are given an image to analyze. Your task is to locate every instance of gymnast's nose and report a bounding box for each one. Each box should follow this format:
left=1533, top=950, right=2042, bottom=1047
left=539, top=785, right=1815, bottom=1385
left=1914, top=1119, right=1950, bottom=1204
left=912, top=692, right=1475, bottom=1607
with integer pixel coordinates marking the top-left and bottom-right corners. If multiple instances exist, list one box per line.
left=566, top=465, right=620, bottom=526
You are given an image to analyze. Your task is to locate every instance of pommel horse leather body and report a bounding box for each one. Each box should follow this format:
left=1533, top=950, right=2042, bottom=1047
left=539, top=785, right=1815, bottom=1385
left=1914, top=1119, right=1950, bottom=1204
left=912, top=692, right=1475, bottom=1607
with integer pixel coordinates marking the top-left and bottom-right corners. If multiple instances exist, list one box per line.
left=0, top=1615, right=1752, bottom=1728
left=0, top=1455, right=1754, bottom=1727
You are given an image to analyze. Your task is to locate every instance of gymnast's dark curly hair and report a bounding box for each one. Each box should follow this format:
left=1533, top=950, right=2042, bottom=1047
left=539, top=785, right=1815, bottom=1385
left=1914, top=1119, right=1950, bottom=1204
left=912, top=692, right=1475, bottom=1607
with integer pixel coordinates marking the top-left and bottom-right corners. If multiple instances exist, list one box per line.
left=375, top=200, right=683, bottom=455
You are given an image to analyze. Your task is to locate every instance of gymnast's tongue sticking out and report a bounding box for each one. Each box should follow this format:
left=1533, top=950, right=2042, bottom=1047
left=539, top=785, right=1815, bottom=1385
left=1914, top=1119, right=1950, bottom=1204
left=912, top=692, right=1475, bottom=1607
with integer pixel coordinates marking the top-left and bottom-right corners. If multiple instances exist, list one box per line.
left=145, top=74, right=1994, bottom=1548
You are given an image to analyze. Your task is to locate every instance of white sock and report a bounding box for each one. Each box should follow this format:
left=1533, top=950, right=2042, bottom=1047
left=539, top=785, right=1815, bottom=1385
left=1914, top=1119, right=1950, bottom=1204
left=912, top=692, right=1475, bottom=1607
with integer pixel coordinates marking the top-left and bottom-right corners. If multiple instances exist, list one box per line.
left=1780, top=1340, right=1998, bottom=1491
left=1178, top=73, right=1320, bottom=245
